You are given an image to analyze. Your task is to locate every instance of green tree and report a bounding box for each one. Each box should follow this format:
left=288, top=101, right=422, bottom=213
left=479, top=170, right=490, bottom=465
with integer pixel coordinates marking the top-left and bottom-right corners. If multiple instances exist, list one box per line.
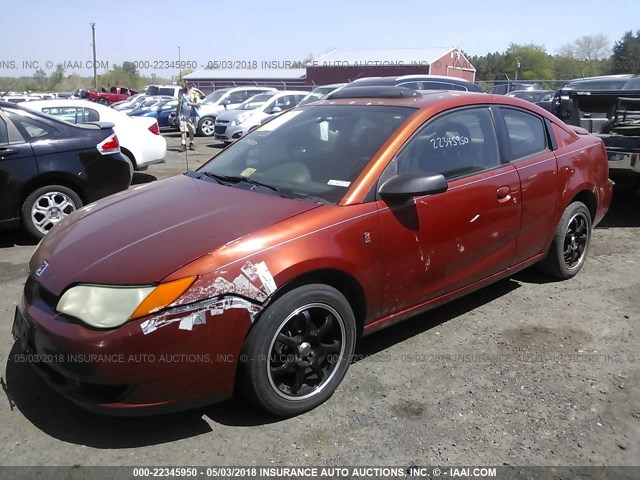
left=504, top=43, right=554, bottom=80
left=98, top=62, right=143, bottom=89
left=556, top=34, right=611, bottom=77
left=32, top=68, right=47, bottom=91
left=47, top=63, right=66, bottom=91
left=469, top=52, right=508, bottom=81
left=609, top=30, right=640, bottom=74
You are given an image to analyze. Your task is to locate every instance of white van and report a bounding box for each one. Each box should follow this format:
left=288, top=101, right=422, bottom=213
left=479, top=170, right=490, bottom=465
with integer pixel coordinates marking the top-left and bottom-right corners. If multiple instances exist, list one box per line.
left=145, top=84, right=205, bottom=99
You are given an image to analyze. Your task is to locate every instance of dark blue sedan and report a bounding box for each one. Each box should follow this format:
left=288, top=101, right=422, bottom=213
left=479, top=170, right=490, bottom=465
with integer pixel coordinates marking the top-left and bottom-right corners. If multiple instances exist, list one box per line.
left=128, top=99, right=178, bottom=130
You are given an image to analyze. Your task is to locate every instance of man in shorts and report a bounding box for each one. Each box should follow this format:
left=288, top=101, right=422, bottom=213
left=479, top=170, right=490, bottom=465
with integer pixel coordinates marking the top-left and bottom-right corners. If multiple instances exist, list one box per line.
left=177, top=81, right=201, bottom=151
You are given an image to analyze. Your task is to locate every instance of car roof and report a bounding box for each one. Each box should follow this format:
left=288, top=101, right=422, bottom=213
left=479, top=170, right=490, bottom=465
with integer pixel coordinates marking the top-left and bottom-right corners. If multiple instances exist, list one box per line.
left=315, top=89, right=559, bottom=118
left=16, top=99, right=109, bottom=109
left=313, top=83, right=346, bottom=89
left=269, top=90, right=309, bottom=97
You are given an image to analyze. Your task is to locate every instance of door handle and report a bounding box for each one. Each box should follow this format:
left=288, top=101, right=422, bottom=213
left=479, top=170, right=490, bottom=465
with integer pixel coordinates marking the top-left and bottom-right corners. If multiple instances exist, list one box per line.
left=497, top=186, right=510, bottom=198
left=497, top=186, right=512, bottom=203
left=0, top=148, right=18, bottom=159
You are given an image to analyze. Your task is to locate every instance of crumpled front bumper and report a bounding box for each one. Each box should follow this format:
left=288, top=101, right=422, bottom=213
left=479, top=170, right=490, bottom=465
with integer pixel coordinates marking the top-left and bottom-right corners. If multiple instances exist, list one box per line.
left=12, top=276, right=260, bottom=415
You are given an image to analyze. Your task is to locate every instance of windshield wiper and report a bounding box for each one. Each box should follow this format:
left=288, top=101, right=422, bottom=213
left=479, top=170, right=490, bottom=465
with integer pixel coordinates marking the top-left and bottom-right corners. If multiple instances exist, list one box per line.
left=203, top=173, right=280, bottom=193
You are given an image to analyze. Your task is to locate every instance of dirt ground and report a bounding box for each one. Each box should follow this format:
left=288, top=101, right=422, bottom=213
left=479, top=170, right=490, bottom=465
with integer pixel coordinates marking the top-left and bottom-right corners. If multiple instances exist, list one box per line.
left=0, top=132, right=638, bottom=470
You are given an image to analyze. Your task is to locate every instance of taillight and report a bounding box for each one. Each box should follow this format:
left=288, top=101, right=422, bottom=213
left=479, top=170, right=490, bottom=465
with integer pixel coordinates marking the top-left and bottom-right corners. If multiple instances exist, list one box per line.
left=97, top=133, right=120, bottom=155
left=149, top=122, right=160, bottom=135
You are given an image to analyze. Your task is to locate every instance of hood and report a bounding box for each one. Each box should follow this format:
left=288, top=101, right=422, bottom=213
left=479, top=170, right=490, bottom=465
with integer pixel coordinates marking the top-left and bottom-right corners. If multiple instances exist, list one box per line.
left=31, top=174, right=319, bottom=295
left=215, top=109, right=246, bottom=121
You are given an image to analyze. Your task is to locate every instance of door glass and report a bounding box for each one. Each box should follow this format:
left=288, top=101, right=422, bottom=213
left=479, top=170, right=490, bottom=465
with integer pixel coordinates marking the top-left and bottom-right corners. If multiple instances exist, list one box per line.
left=501, top=108, right=548, bottom=160
left=393, top=107, right=500, bottom=179
left=0, top=117, right=8, bottom=144
left=7, top=113, right=57, bottom=140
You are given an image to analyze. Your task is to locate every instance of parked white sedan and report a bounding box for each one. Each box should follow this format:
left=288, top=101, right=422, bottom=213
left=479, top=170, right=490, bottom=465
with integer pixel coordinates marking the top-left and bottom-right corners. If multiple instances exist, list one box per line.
left=23, top=100, right=167, bottom=171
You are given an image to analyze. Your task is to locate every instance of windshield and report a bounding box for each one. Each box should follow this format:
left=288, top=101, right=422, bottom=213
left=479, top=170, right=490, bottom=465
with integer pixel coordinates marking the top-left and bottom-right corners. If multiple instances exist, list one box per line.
left=238, top=93, right=275, bottom=110
left=198, top=104, right=414, bottom=204
left=511, top=91, right=544, bottom=102
left=298, top=87, right=337, bottom=106
left=203, top=89, right=230, bottom=105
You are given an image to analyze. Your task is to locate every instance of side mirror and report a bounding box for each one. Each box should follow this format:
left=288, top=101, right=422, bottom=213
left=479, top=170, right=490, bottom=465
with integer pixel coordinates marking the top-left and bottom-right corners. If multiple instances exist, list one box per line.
left=379, top=172, right=448, bottom=199
left=271, top=106, right=282, bottom=114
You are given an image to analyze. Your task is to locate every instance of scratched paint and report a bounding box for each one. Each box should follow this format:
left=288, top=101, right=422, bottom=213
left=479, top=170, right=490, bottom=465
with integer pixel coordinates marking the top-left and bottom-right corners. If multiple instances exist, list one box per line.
left=169, top=260, right=278, bottom=308
left=141, top=296, right=263, bottom=335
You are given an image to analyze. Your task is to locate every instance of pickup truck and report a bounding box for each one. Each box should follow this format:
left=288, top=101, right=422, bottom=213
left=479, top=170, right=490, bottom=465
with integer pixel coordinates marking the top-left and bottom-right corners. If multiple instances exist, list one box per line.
left=87, top=86, right=138, bottom=105
left=553, top=74, right=640, bottom=177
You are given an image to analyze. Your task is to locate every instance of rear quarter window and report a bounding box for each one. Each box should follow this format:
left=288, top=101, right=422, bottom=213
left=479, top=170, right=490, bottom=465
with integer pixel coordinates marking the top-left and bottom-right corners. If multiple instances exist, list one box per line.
left=500, top=108, right=549, bottom=160
left=6, top=112, right=58, bottom=140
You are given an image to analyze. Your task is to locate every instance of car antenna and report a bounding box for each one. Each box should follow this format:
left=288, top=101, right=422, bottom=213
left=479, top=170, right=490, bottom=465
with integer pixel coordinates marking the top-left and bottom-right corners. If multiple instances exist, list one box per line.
left=0, top=80, right=20, bottom=106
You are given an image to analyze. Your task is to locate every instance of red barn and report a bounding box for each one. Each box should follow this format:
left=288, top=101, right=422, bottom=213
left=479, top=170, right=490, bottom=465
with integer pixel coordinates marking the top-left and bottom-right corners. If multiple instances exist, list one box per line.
left=306, top=47, right=476, bottom=85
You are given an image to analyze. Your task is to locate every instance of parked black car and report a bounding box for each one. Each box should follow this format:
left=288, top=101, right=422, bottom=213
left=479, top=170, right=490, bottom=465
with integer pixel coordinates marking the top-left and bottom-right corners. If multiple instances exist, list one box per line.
left=507, top=89, right=555, bottom=112
left=0, top=101, right=132, bottom=239
left=340, top=75, right=484, bottom=92
left=487, top=82, right=541, bottom=95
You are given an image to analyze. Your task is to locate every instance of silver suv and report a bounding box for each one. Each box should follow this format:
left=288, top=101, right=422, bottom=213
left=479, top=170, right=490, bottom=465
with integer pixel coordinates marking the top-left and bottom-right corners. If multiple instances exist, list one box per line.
left=195, top=86, right=277, bottom=136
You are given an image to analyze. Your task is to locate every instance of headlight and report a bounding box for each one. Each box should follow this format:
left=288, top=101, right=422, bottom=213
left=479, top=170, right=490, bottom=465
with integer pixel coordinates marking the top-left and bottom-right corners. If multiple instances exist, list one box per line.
left=57, top=276, right=196, bottom=329
left=231, top=113, right=251, bottom=127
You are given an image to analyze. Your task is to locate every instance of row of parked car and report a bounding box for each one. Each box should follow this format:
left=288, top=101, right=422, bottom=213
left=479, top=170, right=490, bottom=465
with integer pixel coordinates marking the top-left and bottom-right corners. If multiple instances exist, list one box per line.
left=2, top=73, right=636, bottom=241
left=146, top=76, right=558, bottom=145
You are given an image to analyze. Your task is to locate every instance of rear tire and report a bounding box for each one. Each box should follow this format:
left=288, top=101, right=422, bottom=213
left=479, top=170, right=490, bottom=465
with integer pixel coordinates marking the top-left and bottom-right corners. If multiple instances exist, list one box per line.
left=240, top=284, right=356, bottom=417
left=539, top=201, right=592, bottom=279
left=21, top=185, right=82, bottom=239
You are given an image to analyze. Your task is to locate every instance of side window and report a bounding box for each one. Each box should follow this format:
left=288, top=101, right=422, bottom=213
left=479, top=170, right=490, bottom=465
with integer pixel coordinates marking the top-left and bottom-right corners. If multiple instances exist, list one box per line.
left=393, top=107, right=500, bottom=179
left=7, top=112, right=57, bottom=140
left=421, top=81, right=465, bottom=91
left=397, top=81, right=421, bottom=90
left=275, top=95, right=298, bottom=111
left=0, top=117, right=8, bottom=144
left=84, top=108, right=100, bottom=122
left=501, top=108, right=548, bottom=160
left=228, top=91, right=248, bottom=104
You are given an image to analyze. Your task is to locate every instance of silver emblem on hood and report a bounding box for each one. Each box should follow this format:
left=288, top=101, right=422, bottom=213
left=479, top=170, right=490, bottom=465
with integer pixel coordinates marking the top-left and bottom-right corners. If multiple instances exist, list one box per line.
left=35, top=260, right=49, bottom=277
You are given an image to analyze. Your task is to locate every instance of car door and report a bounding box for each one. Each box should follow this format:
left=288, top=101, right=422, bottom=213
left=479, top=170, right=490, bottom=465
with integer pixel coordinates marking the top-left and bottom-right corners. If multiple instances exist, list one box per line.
left=0, top=113, right=37, bottom=224
left=495, top=107, right=558, bottom=264
left=376, top=106, right=522, bottom=316
left=157, top=101, right=178, bottom=127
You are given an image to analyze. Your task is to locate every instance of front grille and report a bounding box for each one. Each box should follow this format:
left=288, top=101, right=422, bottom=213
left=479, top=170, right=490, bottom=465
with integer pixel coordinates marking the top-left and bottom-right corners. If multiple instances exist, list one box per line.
left=214, top=125, right=227, bottom=134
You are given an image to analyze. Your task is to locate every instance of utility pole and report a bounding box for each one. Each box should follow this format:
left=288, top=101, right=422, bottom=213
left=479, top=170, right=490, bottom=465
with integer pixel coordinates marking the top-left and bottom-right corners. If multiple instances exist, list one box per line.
left=178, top=46, right=181, bottom=83
left=91, top=22, right=97, bottom=88
left=515, top=58, right=521, bottom=82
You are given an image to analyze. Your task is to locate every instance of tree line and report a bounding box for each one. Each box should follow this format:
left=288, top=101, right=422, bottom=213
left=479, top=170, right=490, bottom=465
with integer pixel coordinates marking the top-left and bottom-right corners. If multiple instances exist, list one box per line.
left=469, top=31, right=640, bottom=84
left=1, top=31, right=639, bottom=94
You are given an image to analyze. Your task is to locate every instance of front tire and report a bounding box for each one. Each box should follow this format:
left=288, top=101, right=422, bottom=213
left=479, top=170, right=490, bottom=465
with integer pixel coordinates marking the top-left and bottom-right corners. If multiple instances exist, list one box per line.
left=240, top=284, right=356, bottom=417
left=197, top=117, right=216, bottom=137
left=21, top=185, right=82, bottom=239
left=539, top=201, right=592, bottom=279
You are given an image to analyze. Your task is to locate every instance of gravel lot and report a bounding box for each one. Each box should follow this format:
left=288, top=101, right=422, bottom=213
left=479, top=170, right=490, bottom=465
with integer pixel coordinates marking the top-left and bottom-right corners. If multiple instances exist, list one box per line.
left=0, top=132, right=638, bottom=469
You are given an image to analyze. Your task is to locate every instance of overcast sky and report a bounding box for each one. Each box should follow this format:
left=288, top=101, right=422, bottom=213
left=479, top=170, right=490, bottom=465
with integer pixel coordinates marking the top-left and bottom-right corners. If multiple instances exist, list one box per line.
left=1, top=0, right=638, bottom=77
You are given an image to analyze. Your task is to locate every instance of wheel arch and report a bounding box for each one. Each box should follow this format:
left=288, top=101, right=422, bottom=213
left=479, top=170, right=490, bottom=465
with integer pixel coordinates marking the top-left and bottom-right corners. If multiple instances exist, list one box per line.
left=119, top=146, right=138, bottom=170
left=260, top=268, right=368, bottom=339
left=570, top=188, right=597, bottom=222
left=20, top=174, right=87, bottom=212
